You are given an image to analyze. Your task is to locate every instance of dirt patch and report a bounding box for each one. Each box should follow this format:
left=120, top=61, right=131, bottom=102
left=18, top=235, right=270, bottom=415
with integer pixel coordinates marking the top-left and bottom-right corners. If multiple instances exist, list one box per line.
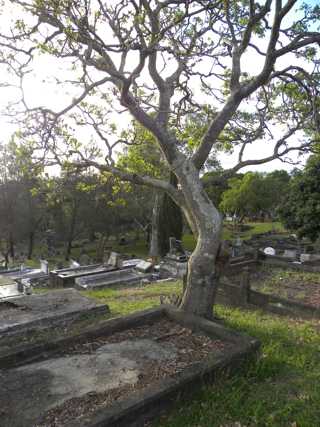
left=39, top=319, right=229, bottom=426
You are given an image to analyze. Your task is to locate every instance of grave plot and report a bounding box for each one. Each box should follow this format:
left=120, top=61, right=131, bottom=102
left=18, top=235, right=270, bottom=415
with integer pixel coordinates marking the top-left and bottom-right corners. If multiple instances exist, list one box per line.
left=250, top=265, right=320, bottom=308
left=75, top=265, right=153, bottom=291
left=0, top=306, right=259, bottom=427
left=49, top=256, right=141, bottom=288
left=49, top=264, right=120, bottom=287
left=0, top=289, right=109, bottom=337
left=0, top=282, right=23, bottom=300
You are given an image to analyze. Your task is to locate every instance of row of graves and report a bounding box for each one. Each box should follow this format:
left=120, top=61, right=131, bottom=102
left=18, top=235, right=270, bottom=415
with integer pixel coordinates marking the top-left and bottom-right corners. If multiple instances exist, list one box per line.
left=0, top=233, right=319, bottom=426
left=216, top=232, right=320, bottom=318
left=0, top=239, right=260, bottom=427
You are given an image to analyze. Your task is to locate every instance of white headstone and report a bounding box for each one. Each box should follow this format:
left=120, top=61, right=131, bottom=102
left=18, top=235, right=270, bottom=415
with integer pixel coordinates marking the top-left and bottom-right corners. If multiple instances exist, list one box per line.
left=40, top=259, right=49, bottom=274
left=264, top=247, right=276, bottom=256
left=70, top=259, right=80, bottom=268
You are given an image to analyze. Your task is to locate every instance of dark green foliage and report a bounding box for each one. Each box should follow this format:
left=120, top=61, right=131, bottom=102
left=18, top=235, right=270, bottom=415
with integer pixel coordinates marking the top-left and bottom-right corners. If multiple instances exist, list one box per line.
left=220, top=170, right=290, bottom=221
left=278, top=155, right=320, bottom=241
left=158, top=172, right=183, bottom=256
left=202, top=170, right=230, bottom=207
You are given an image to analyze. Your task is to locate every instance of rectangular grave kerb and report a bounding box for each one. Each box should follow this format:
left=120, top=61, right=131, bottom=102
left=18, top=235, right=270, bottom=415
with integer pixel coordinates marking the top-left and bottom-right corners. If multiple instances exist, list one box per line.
left=0, top=306, right=260, bottom=427
left=0, top=289, right=109, bottom=337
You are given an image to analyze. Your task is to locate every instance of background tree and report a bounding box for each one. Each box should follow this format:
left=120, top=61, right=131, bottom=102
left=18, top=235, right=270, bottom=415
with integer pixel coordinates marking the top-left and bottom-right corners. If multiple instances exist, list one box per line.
left=220, top=170, right=291, bottom=222
left=278, top=155, right=320, bottom=241
left=118, top=122, right=183, bottom=255
left=1, top=0, right=320, bottom=318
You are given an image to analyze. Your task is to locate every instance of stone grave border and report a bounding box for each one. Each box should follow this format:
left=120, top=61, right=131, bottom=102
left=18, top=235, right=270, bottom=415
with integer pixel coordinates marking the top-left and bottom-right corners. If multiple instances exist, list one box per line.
left=0, top=292, right=109, bottom=339
left=0, top=306, right=260, bottom=427
left=219, top=257, right=320, bottom=319
left=260, top=255, right=320, bottom=273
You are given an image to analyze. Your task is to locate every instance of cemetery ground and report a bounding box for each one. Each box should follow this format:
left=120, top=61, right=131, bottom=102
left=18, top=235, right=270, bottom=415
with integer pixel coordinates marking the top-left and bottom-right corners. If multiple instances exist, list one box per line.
left=250, top=266, right=320, bottom=308
left=0, top=224, right=320, bottom=427
left=21, top=221, right=285, bottom=270
left=1, top=280, right=319, bottom=426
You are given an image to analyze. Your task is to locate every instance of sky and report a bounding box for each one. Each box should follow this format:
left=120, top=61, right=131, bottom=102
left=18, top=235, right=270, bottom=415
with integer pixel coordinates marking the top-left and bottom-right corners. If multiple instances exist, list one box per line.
left=0, top=0, right=318, bottom=175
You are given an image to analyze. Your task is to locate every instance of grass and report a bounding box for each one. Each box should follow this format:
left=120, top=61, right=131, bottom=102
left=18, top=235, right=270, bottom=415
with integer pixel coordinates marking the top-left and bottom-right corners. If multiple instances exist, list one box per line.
left=83, top=280, right=320, bottom=427
left=154, top=305, right=320, bottom=427
left=251, top=266, right=320, bottom=301
left=83, top=280, right=182, bottom=316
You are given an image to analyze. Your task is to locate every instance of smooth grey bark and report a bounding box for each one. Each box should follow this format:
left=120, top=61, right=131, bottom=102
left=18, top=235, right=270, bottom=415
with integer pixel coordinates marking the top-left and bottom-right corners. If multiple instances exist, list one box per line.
left=175, top=160, right=223, bottom=319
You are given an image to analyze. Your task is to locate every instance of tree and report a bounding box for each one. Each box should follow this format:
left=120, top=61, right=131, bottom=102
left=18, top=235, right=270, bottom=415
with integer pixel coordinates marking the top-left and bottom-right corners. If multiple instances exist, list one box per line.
left=278, top=155, right=320, bottom=241
left=118, top=123, right=183, bottom=256
left=220, top=170, right=291, bottom=221
left=220, top=172, right=264, bottom=222
left=1, top=1, right=320, bottom=318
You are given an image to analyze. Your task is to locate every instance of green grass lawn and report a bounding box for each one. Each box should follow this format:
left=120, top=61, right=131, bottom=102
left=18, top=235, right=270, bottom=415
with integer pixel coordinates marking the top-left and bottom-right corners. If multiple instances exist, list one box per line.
left=84, top=280, right=320, bottom=427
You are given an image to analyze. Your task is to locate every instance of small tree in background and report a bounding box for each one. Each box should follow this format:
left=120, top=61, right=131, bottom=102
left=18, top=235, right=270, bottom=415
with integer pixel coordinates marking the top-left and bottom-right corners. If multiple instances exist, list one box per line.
left=278, top=155, right=320, bottom=241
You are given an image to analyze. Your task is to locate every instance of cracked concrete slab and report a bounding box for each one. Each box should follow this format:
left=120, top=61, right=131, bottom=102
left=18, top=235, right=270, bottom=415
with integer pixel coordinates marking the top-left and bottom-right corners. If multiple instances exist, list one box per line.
left=0, top=338, right=177, bottom=427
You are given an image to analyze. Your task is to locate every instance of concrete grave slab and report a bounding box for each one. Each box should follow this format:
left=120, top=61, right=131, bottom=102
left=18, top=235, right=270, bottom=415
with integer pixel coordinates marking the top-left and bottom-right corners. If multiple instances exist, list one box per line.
left=0, top=275, right=16, bottom=286
left=300, top=253, right=320, bottom=264
left=0, top=307, right=260, bottom=427
left=0, top=289, right=109, bottom=336
left=0, top=282, right=23, bottom=300
left=75, top=268, right=153, bottom=290
left=0, top=338, right=176, bottom=427
left=49, top=264, right=118, bottom=287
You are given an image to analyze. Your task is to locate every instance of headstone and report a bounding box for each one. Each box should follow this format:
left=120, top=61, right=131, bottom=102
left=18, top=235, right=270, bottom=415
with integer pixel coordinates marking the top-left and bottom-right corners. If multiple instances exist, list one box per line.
left=135, top=260, right=153, bottom=273
left=167, top=237, right=187, bottom=261
left=40, top=259, right=49, bottom=274
left=102, top=250, right=110, bottom=266
left=282, top=249, right=297, bottom=259
left=108, top=252, right=123, bottom=268
left=79, top=253, right=90, bottom=266
left=70, top=260, right=80, bottom=268
left=264, top=247, right=276, bottom=256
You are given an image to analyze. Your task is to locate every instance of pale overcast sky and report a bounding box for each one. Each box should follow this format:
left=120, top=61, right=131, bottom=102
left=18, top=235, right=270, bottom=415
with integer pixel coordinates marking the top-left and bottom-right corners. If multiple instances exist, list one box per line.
left=0, top=0, right=318, bottom=174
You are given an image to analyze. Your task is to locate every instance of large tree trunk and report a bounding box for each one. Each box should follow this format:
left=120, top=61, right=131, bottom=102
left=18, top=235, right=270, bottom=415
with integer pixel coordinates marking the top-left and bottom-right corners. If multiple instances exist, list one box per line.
left=8, top=232, right=15, bottom=259
left=149, top=193, right=160, bottom=260
left=176, top=160, right=223, bottom=319
left=158, top=172, right=183, bottom=256
left=65, top=203, right=77, bottom=261
left=27, top=231, right=34, bottom=259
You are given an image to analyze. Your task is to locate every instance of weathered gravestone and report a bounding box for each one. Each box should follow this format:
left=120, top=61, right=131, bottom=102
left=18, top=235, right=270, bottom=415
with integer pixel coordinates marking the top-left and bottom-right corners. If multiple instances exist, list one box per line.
left=160, top=238, right=188, bottom=278
left=135, top=260, right=153, bottom=273
left=108, top=252, right=123, bottom=268
left=282, top=249, right=297, bottom=260
left=40, top=259, right=49, bottom=274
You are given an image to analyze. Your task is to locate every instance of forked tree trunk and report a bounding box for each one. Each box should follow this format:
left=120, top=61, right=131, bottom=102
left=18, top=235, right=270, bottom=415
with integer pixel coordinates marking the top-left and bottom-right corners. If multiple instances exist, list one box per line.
left=176, top=160, right=223, bottom=319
